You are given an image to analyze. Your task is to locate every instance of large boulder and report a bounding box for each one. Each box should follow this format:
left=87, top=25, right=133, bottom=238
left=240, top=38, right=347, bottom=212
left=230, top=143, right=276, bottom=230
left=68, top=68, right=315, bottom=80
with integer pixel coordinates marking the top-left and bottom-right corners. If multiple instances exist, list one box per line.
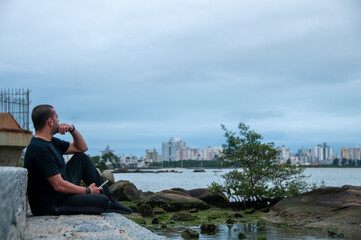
left=141, top=190, right=209, bottom=212
left=109, top=180, right=143, bottom=201
left=101, top=170, right=115, bottom=186
left=186, top=188, right=228, bottom=207
left=262, top=185, right=361, bottom=238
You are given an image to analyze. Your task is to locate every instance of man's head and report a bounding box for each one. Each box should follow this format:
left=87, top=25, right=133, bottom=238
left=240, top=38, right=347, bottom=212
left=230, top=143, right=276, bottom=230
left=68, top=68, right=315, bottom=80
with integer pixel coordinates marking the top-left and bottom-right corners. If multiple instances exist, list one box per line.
left=31, top=104, right=58, bottom=133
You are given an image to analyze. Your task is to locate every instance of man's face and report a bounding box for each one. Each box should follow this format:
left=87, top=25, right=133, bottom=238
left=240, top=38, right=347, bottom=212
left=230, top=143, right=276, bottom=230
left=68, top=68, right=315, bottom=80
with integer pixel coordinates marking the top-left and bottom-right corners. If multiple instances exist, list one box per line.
left=50, top=109, right=59, bottom=134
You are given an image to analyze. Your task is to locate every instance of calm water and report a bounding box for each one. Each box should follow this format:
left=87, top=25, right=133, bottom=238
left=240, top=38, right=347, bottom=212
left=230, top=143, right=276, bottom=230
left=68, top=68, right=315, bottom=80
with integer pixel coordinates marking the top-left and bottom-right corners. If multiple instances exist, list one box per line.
left=114, top=168, right=359, bottom=240
left=114, top=168, right=361, bottom=192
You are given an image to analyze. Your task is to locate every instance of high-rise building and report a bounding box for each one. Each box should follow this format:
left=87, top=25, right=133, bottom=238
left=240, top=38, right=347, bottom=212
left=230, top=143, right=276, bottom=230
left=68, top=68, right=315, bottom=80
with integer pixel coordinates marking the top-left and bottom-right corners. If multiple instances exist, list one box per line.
left=145, top=148, right=159, bottom=162
left=277, top=146, right=290, bottom=163
left=340, top=147, right=350, bottom=160
left=162, top=136, right=186, bottom=161
left=350, top=147, right=360, bottom=160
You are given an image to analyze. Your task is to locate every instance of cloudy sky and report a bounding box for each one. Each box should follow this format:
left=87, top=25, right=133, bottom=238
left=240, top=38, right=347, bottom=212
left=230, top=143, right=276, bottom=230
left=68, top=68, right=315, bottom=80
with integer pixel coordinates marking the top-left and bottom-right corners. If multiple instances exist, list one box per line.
left=1, top=0, right=360, bottom=157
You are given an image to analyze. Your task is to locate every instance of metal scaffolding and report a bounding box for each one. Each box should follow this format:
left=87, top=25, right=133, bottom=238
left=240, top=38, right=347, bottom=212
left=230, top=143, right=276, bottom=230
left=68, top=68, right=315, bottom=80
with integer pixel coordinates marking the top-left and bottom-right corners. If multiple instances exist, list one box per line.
left=0, top=89, right=31, bottom=130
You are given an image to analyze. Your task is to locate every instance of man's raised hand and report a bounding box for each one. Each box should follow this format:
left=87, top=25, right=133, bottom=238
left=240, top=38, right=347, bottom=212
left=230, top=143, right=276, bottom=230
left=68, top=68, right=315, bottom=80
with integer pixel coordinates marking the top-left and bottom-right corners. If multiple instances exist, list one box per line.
left=58, top=123, right=74, bottom=135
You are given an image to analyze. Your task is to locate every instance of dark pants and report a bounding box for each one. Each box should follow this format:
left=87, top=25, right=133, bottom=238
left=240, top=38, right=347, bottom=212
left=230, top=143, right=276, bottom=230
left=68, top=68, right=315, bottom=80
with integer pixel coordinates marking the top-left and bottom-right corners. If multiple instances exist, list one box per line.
left=53, top=153, right=111, bottom=215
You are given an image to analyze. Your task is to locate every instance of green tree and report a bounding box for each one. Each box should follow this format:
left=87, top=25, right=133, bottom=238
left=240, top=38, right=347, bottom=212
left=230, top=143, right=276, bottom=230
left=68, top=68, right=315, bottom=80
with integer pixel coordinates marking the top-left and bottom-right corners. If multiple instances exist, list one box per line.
left=210, top=122, right=312, bottom=206
left=286, top=158, right=292, bottom=165
left=341, top=158, right=348, bottom=167
left=102, top=152, right=121, bottom=169
left=90, top=155, right=108, bottom=171
left=332, top=158, right=340, bottom=166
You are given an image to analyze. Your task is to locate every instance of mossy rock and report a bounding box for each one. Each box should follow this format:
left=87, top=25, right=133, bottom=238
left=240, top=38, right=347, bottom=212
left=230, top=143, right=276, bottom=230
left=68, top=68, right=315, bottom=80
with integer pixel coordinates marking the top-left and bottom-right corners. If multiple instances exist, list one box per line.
left=138, top=204, right=154, bottom=217
left=189, top=208, right=198, bottom=213
left=151, top=218, right=159, bottom=224
left=257, top=237, right=267, bottom=240
left=171, top=212, right=196, bottom=221
left=154, top=207, right=166, bottom=215
left=226, top=218, right=235, bottom=224
left=234, top=213, right=243, bottom=218
left=238, top=232, right=247, bottom=239
left=200, top=223, right=217, bottom=234
left=328, top=230, right=344, bottom=238
left=181, top=229, right=199, bottom=239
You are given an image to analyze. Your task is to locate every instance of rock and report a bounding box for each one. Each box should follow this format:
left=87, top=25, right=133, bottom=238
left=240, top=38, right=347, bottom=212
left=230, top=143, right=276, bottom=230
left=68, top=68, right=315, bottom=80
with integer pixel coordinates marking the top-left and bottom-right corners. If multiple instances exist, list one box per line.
left=181, top=229, right=199, bottom=239
left=200, top=223, right=216, bottom=234
left=151, top=218, right=159, bottom=224
left=238, top=232, right=247, bottom=239
left=171, top=188, right=187, bottom=193
left=109, top=180, right=143, bottom=201
left=234, top=213, right=243, bottom=218
left=193, top=169, right=205, bottom=172
left=257, top=237, right=267, bottom=240
left=101, top=170, right=115, bottom=185
left=262, top=185, right=361, bottom=237
left=186, top=188, right=228, bottom=207
left=161, top=223, right=167, bottom=229
left=138, top=204, right=154, bottom=217
left=171, top=212, right=195, bottom=221
left=112, top=168, right=129, bottom=173
left=153, top=207, right=166, bottom=215
left=328, top=230, right=344, bottom=238
left=141, top=190, right=209, bottom=212
left=244, top=208, right=256, bottom=214
left=189, top=208, right=198, bottom=213
left=226, top=218, right=234, bottom=224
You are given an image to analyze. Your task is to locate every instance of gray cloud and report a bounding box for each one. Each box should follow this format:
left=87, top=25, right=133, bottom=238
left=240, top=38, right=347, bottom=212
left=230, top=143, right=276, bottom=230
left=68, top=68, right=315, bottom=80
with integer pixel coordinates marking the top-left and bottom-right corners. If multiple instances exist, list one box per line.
left=1, top=0, right=360, bottom=156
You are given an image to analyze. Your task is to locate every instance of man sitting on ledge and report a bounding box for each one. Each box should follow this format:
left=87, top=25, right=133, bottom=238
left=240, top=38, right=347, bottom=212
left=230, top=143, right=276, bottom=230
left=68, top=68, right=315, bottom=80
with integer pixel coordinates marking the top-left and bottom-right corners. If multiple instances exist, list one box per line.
left=24, top=104, right=132, bottom=216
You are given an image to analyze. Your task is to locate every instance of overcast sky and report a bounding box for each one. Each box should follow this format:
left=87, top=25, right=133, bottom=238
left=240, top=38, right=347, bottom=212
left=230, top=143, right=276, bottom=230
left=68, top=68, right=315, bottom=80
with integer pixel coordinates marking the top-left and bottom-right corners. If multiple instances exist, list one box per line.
left=1, top=0, right=360, bottom=157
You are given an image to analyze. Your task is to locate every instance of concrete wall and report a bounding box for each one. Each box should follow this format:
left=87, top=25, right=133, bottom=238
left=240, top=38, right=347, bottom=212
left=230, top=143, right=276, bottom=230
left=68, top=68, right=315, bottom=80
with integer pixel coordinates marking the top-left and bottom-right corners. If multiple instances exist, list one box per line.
left=0, top=167, right=28, bottom=240
left=0, top=132, right=32, bottom=166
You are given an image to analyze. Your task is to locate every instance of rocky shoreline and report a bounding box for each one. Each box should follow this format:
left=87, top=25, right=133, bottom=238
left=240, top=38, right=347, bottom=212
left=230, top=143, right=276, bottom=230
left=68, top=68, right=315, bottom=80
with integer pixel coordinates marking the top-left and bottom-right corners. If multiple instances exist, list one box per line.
left=103, top=170, right=271, bottom=239
left=102, top=170, right=361, bottom=239
left=261, top=185, right=361, bottom=239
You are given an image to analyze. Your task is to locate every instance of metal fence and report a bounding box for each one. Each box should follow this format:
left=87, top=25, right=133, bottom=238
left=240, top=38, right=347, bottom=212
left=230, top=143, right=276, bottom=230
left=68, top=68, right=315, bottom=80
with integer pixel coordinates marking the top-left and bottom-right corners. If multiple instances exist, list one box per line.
left=0, top=89, right=30, bottom=130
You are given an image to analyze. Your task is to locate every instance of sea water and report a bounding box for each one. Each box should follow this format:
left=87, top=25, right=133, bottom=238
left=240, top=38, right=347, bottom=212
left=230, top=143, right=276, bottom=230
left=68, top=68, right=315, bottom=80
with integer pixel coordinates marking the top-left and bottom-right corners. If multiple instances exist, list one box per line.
left=114, top=168, right=361, bottom=192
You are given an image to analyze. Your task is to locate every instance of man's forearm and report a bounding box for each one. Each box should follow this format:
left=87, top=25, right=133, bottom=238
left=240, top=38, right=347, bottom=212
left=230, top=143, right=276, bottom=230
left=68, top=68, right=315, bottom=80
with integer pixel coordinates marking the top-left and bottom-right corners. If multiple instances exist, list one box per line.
left=48, top=174, right=102, bottom=194
left=48, top=174, right=87, bottom=194
left=56, top=179, right=87, bottom=194
left=70, top=127, right=88, bottom=152
left=59, top=123, right=88, bottom=153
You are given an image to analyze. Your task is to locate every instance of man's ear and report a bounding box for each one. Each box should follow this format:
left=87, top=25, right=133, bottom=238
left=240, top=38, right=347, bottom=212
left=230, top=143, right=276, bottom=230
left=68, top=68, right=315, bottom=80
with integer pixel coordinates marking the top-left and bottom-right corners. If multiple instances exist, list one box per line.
left=48, top=117, right=53, bottom=126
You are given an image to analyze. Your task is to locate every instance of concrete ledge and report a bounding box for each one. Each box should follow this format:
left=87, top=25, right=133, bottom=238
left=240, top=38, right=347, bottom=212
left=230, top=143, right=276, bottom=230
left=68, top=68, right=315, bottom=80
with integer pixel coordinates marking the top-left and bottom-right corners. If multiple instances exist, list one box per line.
left=25, top=213, right=167, bottom=240
left=0, top=167, right=28, bottom=240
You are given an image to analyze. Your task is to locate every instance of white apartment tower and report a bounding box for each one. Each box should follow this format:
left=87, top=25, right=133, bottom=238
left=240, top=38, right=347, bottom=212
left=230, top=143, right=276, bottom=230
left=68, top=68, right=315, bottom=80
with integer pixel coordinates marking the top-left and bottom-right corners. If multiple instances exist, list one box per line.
left=162, top=136, right=186, bottom=161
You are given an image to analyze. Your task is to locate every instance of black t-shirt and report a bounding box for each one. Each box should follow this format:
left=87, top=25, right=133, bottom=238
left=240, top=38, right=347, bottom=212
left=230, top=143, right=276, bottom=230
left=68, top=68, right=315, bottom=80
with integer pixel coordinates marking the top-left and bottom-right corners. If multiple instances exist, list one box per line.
left=24, top=137, right=69, bottom=215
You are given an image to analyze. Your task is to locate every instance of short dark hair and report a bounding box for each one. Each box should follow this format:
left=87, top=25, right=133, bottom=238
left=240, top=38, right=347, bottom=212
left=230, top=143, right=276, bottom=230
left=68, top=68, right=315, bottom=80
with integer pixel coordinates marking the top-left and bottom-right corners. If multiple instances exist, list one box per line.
left=31, top=104, right=54, bottom=131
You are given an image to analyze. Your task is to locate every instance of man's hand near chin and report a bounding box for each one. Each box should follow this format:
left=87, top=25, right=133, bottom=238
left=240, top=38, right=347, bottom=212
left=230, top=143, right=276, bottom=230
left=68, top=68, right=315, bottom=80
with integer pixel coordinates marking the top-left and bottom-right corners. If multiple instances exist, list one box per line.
left=58, top=123, right=74, bottom=135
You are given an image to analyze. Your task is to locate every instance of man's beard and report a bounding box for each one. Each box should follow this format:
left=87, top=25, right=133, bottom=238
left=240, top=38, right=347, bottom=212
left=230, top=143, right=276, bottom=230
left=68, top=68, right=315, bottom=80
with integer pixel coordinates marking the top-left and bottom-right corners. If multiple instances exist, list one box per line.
left=51, top=123, right=59, bottom=135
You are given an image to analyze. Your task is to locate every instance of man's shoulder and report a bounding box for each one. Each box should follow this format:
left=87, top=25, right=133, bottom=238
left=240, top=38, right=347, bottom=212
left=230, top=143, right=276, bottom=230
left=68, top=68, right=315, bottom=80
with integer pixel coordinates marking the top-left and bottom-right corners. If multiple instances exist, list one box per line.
left=51, top=137, right=62, bottom=144
left=27, top=137, right=52, bottom=153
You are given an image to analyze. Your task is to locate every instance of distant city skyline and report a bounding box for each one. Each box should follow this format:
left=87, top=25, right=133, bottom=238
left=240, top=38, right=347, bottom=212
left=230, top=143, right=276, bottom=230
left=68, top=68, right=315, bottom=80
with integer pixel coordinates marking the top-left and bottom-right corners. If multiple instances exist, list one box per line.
left=89, top=136, right=360, bottom=161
